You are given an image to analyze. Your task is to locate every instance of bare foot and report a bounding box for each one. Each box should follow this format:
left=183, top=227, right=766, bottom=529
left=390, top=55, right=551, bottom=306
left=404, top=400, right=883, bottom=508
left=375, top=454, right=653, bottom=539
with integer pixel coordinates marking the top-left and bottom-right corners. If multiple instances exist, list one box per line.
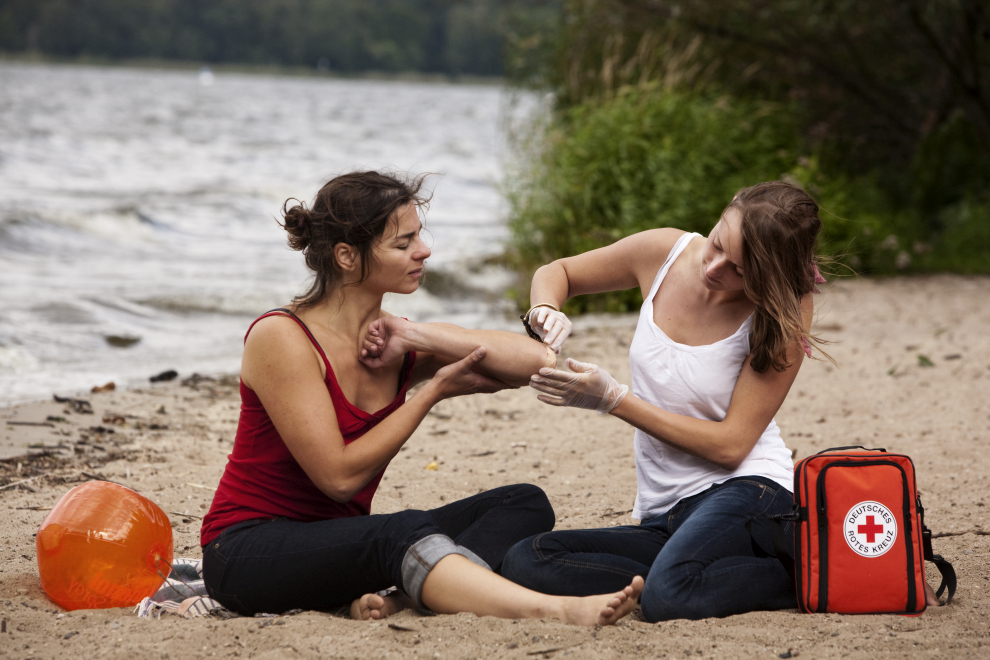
left=559, top=576, right=645, bottom=626
left=597, top=576, right=645, bottom=626
left=925, top=580, right=939, bottom=607
left=350, top=592, right=411, bottom=620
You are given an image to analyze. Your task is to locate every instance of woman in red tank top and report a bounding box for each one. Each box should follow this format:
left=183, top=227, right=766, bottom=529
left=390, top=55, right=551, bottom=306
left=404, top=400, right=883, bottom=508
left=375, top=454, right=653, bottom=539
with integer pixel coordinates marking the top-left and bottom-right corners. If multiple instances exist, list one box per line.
left=201, top=171, right=643, bottom=625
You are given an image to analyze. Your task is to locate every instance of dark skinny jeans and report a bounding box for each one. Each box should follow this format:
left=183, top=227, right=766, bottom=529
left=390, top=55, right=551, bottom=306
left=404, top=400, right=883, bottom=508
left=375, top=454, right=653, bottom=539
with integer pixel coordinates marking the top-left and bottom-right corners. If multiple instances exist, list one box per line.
left=202, top=483, right=554, bottom=615
left=501, top=476, right=796, bottom=622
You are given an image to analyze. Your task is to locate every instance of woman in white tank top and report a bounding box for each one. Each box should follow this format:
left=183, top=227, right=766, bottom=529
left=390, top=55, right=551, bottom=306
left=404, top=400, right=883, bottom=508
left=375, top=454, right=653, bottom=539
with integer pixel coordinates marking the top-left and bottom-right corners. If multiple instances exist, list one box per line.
left=501, top=181, right=830, bottom=621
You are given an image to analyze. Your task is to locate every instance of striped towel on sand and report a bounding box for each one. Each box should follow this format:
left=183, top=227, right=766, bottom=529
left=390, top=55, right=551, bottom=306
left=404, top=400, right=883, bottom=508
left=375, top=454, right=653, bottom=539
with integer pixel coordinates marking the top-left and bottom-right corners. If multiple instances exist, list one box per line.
left=135, top=558, right=382, bottom=619
left=135, top=559, right=237, bottom=619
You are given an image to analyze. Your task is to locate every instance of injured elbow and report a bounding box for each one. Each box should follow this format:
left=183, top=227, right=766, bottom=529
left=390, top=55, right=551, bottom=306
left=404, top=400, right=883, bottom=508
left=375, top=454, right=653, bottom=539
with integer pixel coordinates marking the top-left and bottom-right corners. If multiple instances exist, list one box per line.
left=542, top=343, right=557, bottom=370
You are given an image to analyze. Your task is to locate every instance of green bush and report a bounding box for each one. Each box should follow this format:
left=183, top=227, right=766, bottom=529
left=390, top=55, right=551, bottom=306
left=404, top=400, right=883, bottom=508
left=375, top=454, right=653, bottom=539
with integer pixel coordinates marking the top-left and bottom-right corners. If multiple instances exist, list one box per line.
left=919, top=197, right=990, bottom=273
left=507, top=88, right=903, bottom=312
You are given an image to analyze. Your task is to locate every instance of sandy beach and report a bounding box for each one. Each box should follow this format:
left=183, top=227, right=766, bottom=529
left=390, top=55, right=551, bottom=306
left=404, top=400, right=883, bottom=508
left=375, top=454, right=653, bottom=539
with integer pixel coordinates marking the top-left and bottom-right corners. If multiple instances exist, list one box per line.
left=1, top=275, right=988, bottom=659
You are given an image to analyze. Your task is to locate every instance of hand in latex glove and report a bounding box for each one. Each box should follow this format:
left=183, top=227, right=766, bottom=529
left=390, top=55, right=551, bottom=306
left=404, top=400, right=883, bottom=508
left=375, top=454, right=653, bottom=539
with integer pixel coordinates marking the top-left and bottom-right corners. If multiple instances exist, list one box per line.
left=528, top=307, right=572, bottom=353
left=529, top=358, right=628, bottom=415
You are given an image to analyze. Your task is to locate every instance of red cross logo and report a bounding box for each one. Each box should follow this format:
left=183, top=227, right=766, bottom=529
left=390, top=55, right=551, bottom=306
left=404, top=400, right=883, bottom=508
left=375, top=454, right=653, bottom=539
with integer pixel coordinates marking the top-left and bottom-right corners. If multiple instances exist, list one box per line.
left=858, top=515, right=884, bottom=542
left=845, top=502, right=897, bottom=558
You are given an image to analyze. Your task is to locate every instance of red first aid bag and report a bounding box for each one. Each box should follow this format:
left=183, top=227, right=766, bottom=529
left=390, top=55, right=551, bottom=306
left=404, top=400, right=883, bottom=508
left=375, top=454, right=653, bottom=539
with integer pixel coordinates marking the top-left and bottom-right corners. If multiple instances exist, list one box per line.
left=787, top=446, right=956, bottom=614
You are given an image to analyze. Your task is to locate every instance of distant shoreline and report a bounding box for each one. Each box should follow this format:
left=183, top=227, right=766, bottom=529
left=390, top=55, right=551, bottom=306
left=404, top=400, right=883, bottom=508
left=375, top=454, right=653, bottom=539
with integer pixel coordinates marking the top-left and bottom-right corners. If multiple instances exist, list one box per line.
left=0, top=52, right=506, bottom=86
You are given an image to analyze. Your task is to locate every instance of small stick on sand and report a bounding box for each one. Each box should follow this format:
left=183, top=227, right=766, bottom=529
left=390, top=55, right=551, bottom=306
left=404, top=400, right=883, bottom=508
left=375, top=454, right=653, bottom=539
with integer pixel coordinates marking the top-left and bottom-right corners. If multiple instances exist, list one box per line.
left=169, top=511, right=203, bottom=519
left=0, top=474, right=48, bottom=491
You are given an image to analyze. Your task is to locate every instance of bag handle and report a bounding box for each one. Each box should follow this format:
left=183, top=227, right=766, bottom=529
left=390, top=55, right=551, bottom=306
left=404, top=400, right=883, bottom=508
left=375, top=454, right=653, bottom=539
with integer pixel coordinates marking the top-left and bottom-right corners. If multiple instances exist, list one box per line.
left=815, top=445, right=887, bottom=455
left=918, top=498, right=957, bottom=604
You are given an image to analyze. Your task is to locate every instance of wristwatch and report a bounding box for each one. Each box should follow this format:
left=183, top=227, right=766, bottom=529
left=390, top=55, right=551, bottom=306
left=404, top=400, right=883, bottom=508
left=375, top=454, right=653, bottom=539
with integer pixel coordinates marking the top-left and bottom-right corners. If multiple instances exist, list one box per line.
left=520, top=303, right=560, bottom=342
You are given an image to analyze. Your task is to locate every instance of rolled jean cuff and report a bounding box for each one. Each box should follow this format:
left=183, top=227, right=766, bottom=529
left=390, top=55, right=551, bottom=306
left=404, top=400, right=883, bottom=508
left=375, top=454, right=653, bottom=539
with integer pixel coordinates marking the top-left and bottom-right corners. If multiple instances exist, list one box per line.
left=401, top=533, right=491, bottom=608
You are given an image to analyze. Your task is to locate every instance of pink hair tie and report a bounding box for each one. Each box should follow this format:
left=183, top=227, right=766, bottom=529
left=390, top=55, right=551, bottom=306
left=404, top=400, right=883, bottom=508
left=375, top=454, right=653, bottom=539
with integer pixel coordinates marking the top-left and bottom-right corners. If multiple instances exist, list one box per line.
left=811, top=262, right=825, bottom=294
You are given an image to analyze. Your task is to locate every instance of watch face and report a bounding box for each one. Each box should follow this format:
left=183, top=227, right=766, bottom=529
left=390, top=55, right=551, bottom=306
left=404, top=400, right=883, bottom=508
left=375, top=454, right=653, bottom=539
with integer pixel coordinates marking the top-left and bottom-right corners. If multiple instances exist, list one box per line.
left=521, top=314, right=543, bottom=342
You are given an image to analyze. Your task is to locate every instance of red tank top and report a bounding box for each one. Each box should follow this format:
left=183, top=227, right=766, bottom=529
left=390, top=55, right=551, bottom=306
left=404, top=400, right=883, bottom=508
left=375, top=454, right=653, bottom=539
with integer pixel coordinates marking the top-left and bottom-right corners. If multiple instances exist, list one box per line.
left=201, top=310, right=416, bottom=546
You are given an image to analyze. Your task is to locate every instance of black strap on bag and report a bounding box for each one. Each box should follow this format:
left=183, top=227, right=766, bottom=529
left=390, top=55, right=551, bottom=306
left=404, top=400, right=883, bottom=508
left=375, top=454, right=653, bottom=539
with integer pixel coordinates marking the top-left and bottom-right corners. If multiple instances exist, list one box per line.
left=918, top=497, right=957, bottom=604
left=745, top=509, right=799, bottom=586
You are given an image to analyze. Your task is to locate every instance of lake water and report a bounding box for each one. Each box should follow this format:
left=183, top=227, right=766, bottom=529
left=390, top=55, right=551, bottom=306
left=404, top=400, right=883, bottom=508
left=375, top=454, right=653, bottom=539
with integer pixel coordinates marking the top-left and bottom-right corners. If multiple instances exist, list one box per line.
left=0, top=62, right=535, bottom=404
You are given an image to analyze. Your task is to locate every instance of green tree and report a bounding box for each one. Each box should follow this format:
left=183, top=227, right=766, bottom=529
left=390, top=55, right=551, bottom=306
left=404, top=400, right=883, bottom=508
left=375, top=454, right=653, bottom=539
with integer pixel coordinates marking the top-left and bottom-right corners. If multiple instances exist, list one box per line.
left=505, top=0, right=990, bottom=289
left=0, top=0, right=546, bottom=76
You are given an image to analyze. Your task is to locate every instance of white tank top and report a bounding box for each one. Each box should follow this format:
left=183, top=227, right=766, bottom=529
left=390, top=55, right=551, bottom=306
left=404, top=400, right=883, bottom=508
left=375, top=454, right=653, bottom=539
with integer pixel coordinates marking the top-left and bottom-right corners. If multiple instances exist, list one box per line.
left=629, top=232, right=794, bottom=520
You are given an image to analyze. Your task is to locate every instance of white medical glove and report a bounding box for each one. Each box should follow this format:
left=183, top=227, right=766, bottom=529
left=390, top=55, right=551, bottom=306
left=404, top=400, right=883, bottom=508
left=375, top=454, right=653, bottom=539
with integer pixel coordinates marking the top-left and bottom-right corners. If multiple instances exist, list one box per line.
left=529, top=358, right=628, bottom=415
left=528, top=306, right=573, bottom=353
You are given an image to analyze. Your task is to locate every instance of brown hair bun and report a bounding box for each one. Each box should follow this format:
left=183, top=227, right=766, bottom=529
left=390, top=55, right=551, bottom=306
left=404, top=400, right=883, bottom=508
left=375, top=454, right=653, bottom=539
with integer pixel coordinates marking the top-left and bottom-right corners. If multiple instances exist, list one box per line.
left=281, top=199, right=313, bottom=251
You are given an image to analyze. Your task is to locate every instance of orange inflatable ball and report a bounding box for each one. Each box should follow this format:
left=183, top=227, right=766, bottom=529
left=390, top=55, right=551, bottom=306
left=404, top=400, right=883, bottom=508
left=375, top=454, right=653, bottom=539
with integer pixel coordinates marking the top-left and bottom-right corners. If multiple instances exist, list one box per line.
left=36, top=481, right=173, bottom=610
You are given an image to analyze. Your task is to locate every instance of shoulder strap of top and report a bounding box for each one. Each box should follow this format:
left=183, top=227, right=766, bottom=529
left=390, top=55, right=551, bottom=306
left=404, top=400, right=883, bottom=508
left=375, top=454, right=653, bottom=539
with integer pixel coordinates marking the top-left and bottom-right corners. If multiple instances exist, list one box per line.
left=245, top=308, right=416, bottom=395
left=397, top=351, right=415, bottom=395
left=244, top=308, right=333, bottom=374
left=646, top=232, right=700, bottom=300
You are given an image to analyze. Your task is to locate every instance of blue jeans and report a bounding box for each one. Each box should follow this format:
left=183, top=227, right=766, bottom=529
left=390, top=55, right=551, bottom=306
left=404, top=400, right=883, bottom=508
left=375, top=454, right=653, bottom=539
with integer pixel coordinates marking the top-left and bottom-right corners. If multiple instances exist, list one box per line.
left=501, top=476, right=796, bottom=622
left=202, top=483, right=554, bottom=615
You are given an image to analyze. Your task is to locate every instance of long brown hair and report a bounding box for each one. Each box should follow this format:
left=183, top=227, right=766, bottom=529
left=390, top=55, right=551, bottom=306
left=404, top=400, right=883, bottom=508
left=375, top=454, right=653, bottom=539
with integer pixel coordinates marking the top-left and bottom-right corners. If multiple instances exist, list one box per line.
left=730, top=181, right=828, bottom=373
left=281, top=171, right=431, bottom=307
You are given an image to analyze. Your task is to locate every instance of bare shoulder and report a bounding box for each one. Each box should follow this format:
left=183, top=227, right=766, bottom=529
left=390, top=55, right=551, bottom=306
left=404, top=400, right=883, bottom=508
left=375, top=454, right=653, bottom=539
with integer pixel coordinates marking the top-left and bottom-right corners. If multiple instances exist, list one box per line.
left=244, top=313, right=308, bottom=351
left=637, top=227, right=687, bottom=257
left=625, top=227, right=688, bottom=288
left=242, top=313, right=322, bottom=387
left=591, top=227, right=686, bottom=268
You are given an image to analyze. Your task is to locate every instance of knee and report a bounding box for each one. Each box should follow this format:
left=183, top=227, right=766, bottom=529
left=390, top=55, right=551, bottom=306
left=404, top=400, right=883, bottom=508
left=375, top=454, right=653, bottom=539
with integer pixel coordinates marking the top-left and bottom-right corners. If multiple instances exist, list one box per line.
left=385, top=509, right=442, bottom=547
left=507, top=483, right=556, bottom=533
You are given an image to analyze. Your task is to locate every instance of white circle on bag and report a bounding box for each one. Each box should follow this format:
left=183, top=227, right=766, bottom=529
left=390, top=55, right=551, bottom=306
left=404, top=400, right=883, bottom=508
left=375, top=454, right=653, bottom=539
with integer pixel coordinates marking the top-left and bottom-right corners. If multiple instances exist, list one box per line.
left=844, top=501, right=898, bottom=558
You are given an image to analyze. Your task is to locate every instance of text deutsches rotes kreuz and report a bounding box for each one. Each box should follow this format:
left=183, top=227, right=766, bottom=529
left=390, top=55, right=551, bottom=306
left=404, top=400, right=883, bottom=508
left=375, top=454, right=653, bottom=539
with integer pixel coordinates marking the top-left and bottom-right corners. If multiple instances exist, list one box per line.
left=843, top=501, right=898, bottom=558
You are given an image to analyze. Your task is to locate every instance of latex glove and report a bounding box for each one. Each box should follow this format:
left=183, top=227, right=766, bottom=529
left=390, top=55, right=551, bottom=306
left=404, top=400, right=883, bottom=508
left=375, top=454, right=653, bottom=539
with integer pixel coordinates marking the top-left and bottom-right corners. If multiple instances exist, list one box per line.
left=529, top=358, right=628, bottom=415
left=528, top=307, right=572, bottom=353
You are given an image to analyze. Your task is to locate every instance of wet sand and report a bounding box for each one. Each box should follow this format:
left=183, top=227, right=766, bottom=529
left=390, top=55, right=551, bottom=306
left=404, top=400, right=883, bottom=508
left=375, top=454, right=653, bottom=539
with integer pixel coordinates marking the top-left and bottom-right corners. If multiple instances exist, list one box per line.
left=1, top=275, right=988, bottom=659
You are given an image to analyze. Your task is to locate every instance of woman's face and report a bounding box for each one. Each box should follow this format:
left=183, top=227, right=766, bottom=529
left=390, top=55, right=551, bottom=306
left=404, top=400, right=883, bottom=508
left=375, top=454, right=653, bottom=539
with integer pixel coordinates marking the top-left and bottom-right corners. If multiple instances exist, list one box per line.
left=369, top=202, right=431, bottom=294
left=701, top=206, right=746, bottom=292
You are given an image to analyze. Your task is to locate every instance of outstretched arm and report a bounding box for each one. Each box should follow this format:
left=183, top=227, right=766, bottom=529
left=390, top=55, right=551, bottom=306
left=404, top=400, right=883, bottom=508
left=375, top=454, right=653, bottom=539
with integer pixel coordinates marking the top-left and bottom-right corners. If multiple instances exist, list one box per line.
left=361, top=317, right=556, bottom=387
